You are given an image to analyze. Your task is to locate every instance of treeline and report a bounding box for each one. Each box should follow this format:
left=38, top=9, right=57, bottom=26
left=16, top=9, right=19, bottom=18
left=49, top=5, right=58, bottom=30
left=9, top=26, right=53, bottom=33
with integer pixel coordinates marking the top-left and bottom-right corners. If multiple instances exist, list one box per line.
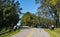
left=21, top=12, right=56, bottom=27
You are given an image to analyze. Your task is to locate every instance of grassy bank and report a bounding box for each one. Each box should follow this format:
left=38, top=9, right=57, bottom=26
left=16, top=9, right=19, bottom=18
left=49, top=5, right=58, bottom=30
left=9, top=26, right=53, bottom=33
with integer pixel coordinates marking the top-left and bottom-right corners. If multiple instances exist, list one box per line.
left=45, top=28, right=60, bottom=37
left=0, top=29, right=22, bottom=37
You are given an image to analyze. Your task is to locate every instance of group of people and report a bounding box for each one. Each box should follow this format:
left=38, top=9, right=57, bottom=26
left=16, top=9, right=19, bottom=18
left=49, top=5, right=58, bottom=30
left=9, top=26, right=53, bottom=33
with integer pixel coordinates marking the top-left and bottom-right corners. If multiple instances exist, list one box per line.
left=48, top=24, right=55, bottom=30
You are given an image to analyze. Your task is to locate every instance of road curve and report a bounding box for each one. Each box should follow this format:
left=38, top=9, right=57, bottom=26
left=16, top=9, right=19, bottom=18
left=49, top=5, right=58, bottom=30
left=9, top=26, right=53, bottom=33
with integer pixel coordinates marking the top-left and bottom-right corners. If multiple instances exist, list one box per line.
left=11, top=28, right=50, bottom=37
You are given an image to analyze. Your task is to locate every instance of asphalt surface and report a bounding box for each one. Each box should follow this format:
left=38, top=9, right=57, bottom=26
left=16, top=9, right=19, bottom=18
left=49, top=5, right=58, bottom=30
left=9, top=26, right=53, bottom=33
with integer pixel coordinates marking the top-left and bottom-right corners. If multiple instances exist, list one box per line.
left=11, top=28, right=50, bottom=37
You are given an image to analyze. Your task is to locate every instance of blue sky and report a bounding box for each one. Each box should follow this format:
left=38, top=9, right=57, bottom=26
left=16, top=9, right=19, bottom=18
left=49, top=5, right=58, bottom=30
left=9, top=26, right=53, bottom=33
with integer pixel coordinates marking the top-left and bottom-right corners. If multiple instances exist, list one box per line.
left=16, top=0, right=40, bottom=25
left=18, top=0, right=40, bottom=13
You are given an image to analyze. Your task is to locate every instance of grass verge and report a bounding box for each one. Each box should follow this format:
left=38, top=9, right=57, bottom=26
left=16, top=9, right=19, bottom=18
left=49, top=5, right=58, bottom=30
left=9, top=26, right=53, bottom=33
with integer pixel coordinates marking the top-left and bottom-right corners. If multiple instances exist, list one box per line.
left=45, top=28, right=60, bottom=37
left=0, top=29, right=22, bottom=37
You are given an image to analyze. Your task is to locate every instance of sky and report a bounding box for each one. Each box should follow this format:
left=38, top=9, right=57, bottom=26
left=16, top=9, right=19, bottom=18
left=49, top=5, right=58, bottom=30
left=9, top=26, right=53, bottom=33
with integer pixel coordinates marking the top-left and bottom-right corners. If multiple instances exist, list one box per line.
left=16, top=0, right=40, bottom=25
left=18, top=0, right=40, bottom=13
left=15, top=0, right=60, bottom=25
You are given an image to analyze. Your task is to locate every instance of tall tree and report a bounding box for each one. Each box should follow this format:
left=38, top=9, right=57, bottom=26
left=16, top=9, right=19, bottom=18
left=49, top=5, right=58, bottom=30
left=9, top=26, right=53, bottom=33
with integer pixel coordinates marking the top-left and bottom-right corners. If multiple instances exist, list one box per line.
left=0, top=0, right=21, bottom=30
left=21, top=12, right=39, bottom=26
left=35, top=0, right=60, bottom=27
left=21, top=12, right=32, bottom=26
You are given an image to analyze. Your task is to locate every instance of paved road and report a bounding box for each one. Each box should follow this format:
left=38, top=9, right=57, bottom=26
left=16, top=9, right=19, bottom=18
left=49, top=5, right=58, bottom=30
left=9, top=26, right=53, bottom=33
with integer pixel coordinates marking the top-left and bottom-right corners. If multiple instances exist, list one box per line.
left=11, top=28, right=50, bottom=37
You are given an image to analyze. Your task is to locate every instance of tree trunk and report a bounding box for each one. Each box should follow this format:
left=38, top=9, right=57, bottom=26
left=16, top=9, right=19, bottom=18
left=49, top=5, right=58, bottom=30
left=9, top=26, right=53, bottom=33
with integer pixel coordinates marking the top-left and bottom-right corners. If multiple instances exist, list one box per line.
left=54, top=10, right=59, bottom=27
left=55, top=18, right=59, bottom=27
left=38, top=17, right=40, bottom=24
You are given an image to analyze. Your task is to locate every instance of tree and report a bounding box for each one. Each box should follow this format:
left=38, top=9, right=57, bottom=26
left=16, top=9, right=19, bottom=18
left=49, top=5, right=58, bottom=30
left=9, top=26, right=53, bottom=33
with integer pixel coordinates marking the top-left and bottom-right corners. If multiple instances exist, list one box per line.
left=21, top=12, right=55, bottom=27
left=21, top=12, right=39, bottom=26
left=21, top=12, right=32, bottom=26
left=35, top=0, right=60, bottom=27
left=0, top=0, right=21, bottom=30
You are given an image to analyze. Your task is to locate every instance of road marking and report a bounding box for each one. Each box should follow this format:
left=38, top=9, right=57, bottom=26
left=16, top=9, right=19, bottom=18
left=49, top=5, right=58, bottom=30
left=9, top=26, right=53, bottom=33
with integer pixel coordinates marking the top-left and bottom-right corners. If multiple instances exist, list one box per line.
left=27, top=29, right=35, bottom=37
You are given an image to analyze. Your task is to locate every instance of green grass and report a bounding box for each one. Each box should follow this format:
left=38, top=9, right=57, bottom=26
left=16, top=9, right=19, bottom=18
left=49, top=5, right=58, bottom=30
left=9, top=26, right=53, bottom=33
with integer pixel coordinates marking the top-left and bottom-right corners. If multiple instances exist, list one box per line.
left=45, top=28, right=60, bottom=37
left=0, top=28, right=7, bottom=33
left=0, top=29, right=22, bottom=37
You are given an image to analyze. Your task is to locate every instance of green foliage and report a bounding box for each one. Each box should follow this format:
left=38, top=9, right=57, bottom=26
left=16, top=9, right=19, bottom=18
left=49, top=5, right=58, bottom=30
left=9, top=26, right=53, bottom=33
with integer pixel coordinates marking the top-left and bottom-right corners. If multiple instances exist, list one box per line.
left=0, top=0, right=21, bottom=30
left=21, top=12, right=39, bottom=26
left=35, top=0, right=60, bottom=27
left=21, top=12, right=55, bottom=26
left=21, top=12, right=31, bottom=26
